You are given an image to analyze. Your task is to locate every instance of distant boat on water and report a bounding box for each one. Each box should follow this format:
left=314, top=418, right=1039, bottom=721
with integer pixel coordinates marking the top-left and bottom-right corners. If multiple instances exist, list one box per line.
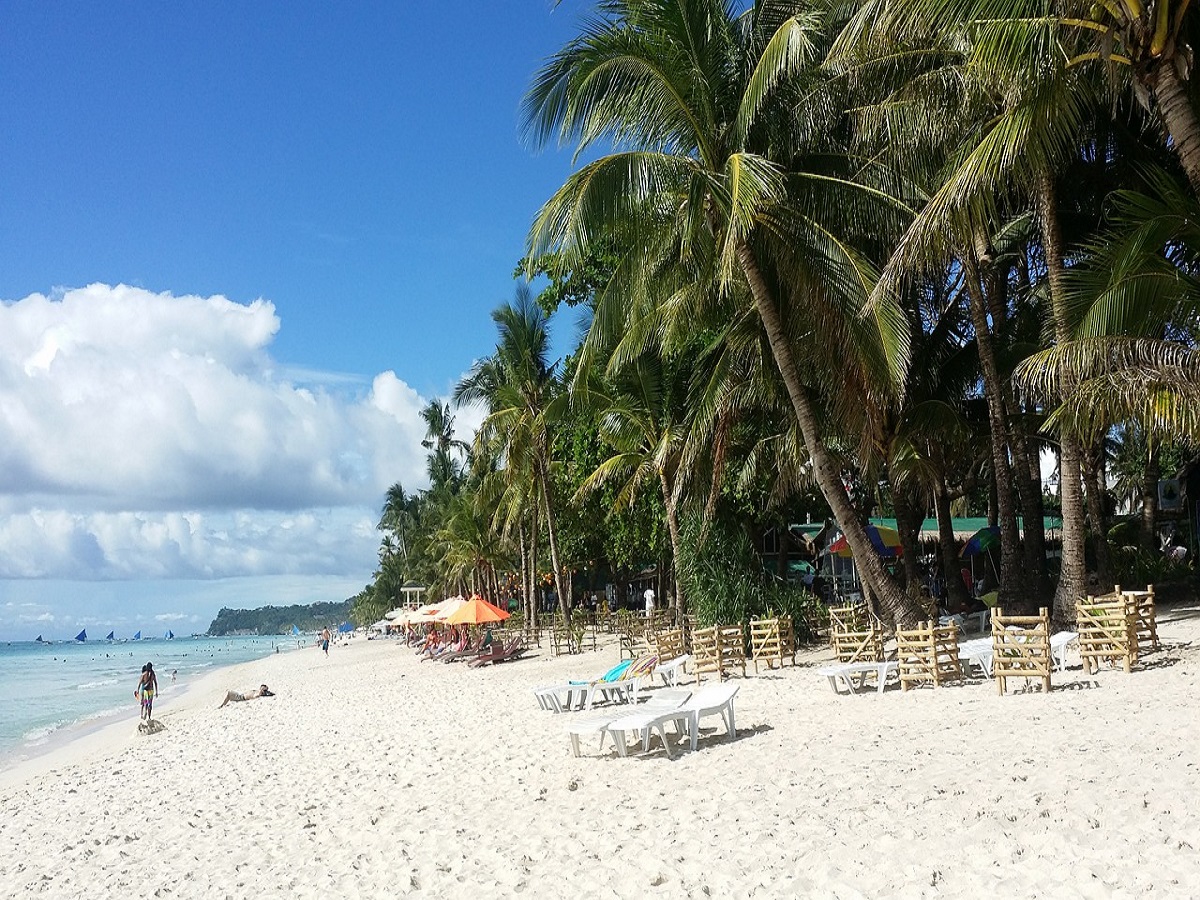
left=165, top=630, right=174, bottom=640
left=133, top=631, right=142, bottom=640
left=35, top=634, right=45, bottom=643
left=105, top=631, right=115, bottom=641
left=75, top=629, right=87, bottom=642
left=292, top=625, right=301, bottom=636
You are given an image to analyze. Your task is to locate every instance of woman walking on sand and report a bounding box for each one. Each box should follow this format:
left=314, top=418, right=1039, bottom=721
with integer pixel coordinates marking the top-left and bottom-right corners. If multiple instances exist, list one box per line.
left=135, top=662, right=158, bottom=721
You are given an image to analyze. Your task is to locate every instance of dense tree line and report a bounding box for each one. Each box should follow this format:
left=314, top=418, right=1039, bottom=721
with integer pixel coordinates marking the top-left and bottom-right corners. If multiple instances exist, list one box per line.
left=207, top=601, right=352, bottom=636
left=354, top=0, right=1199, bottom=630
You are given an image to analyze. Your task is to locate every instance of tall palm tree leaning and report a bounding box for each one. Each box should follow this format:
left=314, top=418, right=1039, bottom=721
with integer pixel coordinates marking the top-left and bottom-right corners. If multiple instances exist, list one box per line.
left=454, top=287, right=572, bottom=619
left=524, top=0, right=926, bottom=624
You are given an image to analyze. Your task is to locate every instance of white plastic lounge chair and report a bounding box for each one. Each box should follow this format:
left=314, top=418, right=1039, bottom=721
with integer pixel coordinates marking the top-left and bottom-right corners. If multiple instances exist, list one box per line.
left=600, top=689, right=694, bottom=759
left=565, top=689, right=691, bottom=758
left=680, top=682, right=739, bottom=752
left=1049, top=631, right=1078, bottom=670
left=535, top=659, right=635, bottom=713
left=584, top=655, right=658, bottom=709
left=816, top=660, right=899, bottom=694
left=656, top=654, right=691, bottom=687
left=961, top=629, right=1077, bottom=680
left=534, top=683, right=591, bottom=713
left=957, top=638, right=995, bottom=678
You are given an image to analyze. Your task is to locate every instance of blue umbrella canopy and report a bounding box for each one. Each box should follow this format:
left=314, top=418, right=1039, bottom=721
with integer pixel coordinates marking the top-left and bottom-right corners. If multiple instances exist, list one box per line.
left=960, top=525, right=1001, bottom=558
left=337, top=621, right=354, bottom=633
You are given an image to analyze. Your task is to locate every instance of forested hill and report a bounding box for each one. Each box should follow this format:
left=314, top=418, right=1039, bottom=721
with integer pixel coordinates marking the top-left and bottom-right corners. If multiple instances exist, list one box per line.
left=207, top=600, right=353, bottom=636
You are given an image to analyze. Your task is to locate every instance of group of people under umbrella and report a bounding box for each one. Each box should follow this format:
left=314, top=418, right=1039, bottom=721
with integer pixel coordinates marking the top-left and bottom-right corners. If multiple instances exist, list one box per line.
left=381, top=595, right=515, bottom=662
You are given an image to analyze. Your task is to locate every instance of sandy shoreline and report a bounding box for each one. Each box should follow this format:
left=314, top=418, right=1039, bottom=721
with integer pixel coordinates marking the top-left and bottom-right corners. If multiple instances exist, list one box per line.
left=2, top=611, right=1199, bottom=898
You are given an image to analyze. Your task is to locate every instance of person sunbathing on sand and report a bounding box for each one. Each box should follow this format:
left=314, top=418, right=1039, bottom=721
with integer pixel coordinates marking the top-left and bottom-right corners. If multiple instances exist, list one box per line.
left=218, top=684, right=275, bottom=708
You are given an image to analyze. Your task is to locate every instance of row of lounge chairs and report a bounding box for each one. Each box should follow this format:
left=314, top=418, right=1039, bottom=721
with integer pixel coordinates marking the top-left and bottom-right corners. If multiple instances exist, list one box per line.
left=563, top=683, right=740, bottom=759
left=819, top=587, right=1161, bottom=695
left=533, top=652, right=691, bottom=712
left=408, top=630, right=528, bottom=667
left=532, top=652, right=739, bottom=758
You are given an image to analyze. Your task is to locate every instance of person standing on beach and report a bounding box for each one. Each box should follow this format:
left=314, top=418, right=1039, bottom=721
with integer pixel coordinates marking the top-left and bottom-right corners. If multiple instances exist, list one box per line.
left=644, top=587, right=655, bottom=619
left=134, top=663, right=158, bottom=721
left=320, top=627, right=331, bottom=656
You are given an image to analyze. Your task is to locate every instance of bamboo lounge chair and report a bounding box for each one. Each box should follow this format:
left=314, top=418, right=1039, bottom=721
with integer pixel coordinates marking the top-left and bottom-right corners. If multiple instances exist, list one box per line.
left=692, top=625, right=746, bottom=682
left=750, top=616, right=795, bottom=672
left=896, top=621, right=962, bottom=690
left=991, top=607, right=1052, bottom=695
left=1076, top=593, right=1138, bottom=674
left=829, top=605, right=886, bottom=665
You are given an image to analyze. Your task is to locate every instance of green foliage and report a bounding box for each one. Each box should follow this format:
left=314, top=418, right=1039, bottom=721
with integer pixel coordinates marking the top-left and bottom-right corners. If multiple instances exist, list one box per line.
left=517, top=243, right=620, bottom=316
left=677, top=510, right=823, bottom=638
left=1109, top=545, right=1193, bottom=588
left=207, top=601, right=353, bottom=636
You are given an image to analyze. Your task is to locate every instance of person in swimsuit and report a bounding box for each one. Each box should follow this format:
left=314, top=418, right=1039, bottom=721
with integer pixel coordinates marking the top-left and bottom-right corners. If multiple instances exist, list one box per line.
left=135, top=662, right=159, bottom=720
left=320, top=627, right=331, bottom=656
left=218, top=684, right=275, bottom=708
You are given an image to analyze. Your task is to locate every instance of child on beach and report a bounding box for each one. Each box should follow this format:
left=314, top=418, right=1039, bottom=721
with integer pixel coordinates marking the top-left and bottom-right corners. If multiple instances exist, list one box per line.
left=135, top=663, right=158, bottom=721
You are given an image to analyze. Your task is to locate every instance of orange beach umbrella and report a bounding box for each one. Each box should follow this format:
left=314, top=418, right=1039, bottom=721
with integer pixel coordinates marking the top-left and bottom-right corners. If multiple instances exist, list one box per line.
left=443, top=596, right=511, bottom=626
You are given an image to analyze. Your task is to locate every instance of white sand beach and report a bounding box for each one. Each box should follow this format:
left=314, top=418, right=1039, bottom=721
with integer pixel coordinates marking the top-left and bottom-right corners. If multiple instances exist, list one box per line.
left=3, top=608, right=1200, bottom=899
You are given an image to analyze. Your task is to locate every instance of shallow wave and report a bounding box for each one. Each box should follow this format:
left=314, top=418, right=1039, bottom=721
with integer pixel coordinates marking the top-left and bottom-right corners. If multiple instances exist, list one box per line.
left=76, top=678, right=121, bottom=690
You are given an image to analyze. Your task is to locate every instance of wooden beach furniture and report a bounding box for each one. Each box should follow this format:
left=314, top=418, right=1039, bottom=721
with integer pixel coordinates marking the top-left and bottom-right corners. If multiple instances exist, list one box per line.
left=1077, top=593, right=1138, bottom=674
left=829, top=608, right=885, bottom=664
left=896, top=621, right=962, bottom=690
left=749, top=616, right=795, bottom=672
left=991, top=607, right=1052, bottom=695
left=691, top=624, right=746, bottom=682
left=1115, top=584, right=1160, bottom=652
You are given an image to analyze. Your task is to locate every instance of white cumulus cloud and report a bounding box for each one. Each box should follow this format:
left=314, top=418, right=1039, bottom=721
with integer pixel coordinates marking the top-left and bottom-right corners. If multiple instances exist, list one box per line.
left=0, top=284, right=438, bottom=588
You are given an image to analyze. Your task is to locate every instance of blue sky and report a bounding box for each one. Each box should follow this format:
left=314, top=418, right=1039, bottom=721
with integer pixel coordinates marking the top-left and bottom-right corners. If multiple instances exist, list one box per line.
left=0, top=2, right=591, bottom=639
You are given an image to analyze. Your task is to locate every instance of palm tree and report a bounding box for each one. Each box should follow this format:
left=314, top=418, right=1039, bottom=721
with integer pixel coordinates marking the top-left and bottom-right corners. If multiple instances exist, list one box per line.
left=455, top=287, right=572, bottom=618
left=872, top=1, right=1200, bottom=194
left=525, top=0, right=926, bottom=624
left=575, top=349, right=693, bottom=615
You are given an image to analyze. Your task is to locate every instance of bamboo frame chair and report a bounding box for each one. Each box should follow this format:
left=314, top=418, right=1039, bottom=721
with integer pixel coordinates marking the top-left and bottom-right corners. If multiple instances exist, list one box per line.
left=1076, top=594, right=1138, bottom=674
left=991, top=607, right=1052, bottom=695
left=896, top=621, right=962, bottom=690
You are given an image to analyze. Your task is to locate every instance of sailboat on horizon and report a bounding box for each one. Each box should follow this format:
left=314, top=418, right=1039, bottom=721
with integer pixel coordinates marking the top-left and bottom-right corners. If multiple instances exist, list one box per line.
left=105, top=630, right=115, bottom=641
left=133, top=630, right=142, bottom=640
left=165, top=630, right=174, bottom=640
left=75, top=629, right=87, bottom=642
left=35, top=634, right=45, bottom=643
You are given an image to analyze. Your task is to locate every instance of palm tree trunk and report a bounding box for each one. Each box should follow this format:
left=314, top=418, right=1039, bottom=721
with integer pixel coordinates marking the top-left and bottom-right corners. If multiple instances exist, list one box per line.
left=934, top=474, right=971, bottom=610
left=1007, top=410, right=1050, bottom=600
left=1148, top=57, right=1200, bottom=196
left=538, top=461, right=570, bottom=620
left=736, top=239, right=923, bottom=626
left=659, top=470, right=686, bottom=618
left=1141, top=446, right=1161, bottom=553
left=526, top=512, right=540, bottom=629
left=960, top=248, right=1027, bottom=607
left=892, top=482, right=924, bottom=596
left=1037, top=172, right=1088, bottom=624
left=1082, top=442, right=1112, bottom=591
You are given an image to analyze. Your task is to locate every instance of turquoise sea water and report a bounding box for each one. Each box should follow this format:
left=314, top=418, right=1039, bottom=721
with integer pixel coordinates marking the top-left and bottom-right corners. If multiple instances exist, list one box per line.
left=0, top=635, right=297, bottom=763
